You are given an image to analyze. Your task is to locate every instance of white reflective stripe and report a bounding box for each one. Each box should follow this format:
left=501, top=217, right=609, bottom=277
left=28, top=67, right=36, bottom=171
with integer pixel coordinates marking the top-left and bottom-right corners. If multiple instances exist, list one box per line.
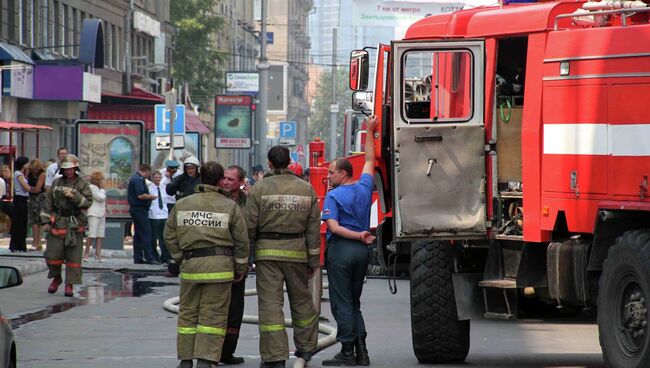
left=235, top=257, right=249, bottom=264
left=177, top=211, right=229, bottom=228
left=544, top=124, right=650, bottom=156
left=308, top=248, right=320, bottom=255
left=370, top=200, right=378, bottom=228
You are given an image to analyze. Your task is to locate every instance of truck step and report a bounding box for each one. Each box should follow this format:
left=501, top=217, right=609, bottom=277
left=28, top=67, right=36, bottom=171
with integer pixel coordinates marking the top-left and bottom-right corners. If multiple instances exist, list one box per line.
left=479, top=279, right=517, bottom=288
left=479, top=279, right=517, bottom=319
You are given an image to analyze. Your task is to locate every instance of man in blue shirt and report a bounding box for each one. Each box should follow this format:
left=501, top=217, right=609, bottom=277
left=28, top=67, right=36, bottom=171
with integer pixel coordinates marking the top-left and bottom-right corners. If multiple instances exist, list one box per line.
left=321, top=116, right=377, bottom=366
left=127, top=164, right=159, bottom=264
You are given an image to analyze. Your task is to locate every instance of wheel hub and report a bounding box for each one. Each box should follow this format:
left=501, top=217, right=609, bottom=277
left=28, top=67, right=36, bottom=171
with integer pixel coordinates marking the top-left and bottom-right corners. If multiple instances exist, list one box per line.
left=623, top=292, right=648, bottom=339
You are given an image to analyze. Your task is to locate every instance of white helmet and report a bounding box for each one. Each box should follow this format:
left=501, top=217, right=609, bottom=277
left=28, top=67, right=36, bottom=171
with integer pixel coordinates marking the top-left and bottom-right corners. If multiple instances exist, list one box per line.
left=183, top=156, right=200, bottom=167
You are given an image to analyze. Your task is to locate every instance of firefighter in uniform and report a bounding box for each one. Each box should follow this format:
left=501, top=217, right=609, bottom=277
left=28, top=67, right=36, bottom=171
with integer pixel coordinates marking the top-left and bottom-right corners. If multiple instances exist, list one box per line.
left=165, top=161, right=249, bottom=368
left=41, top=154, right=93, bottom=297
left=245, top=146, right=321, bottom=368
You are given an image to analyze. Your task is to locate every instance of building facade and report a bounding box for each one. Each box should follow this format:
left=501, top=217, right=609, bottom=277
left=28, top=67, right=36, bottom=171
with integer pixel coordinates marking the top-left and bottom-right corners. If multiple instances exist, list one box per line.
left=0, top=0, right=174, bottom=162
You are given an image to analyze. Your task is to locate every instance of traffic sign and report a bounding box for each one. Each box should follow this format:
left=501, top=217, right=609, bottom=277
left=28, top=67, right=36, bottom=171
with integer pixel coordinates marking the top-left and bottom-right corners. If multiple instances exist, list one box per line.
left=155, top=104, right=186, bottom=135
left=290, top=152, right=299, bottom=163
left=279, top=121, right=297, bottom=146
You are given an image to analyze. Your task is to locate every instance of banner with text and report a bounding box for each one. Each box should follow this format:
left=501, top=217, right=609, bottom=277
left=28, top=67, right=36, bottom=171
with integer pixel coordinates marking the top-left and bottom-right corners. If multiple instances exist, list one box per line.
left=75, top=121, right=144, bottom=219
left=351, top=0, right=465, bottom=29
left=215, top=95, right=252, bottom=149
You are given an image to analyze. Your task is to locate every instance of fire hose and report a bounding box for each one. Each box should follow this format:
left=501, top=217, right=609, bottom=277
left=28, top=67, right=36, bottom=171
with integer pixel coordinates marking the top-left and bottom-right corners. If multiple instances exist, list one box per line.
left=162, top=272, right=337, bottom=368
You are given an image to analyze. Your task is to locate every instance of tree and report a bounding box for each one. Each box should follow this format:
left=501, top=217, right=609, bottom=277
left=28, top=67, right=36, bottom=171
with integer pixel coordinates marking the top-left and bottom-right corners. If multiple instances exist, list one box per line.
left=309, top=69, right=352, bottom=158
left=171, top=0, right=225, bottom=111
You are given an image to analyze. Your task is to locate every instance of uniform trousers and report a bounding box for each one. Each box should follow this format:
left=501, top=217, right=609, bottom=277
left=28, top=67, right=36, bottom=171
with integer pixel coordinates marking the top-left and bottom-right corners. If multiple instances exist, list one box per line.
left=44, top=230, right=83, bottom=284
left=129, top=206, right=155, bottom=263
left=177, top=281, right=231, bottom=362
left=326, top=236, right=369, bottom=342
left=221, top=274, right=247, bottom=359
left=256, top=261, right=318, bottom=362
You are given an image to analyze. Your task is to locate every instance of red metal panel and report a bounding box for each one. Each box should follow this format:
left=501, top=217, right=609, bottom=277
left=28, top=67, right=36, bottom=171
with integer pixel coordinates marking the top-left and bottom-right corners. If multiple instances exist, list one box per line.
left=609, top=83, right=650, bottom=125
left=543, top=84, right=607, bottom=124
left=542, top=154, right=608, bottom=194
left=545, top=25, right=650, bottom=61
left=609, top=157, right=650, bottom=197
left=540, top=197, right=600, bottom=233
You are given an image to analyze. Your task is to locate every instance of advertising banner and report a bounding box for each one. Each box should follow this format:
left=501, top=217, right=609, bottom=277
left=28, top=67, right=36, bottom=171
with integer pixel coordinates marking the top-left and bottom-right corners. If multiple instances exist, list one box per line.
left=226, top=72, right=260, bottom=93
left=351, top=0, right=464, bottom=28
left=215, top=95, right=252, bottom=149
left=76, top=121, right=144, bottom=219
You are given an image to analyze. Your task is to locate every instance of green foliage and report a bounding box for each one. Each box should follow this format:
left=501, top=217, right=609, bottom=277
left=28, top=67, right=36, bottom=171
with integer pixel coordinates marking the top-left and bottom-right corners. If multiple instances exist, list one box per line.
left=171, top=0, right=225, bottom=111
left=309, top=69, right=352, bottom=157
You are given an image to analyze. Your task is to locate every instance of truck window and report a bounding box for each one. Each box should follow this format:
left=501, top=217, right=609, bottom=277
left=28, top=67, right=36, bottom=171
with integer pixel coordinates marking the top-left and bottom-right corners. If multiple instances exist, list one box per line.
left=402, top=50, right=473, bottom=122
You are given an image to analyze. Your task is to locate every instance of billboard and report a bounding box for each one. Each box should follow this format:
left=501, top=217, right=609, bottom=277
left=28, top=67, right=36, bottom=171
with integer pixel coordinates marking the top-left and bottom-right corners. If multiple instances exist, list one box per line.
left=215, top=95, right=253, bottom=149
left=226, top=72, right=259, bottom=93
left=75, top=120, right=144, bottom=219
left=351, top=0, right=464, bottom=28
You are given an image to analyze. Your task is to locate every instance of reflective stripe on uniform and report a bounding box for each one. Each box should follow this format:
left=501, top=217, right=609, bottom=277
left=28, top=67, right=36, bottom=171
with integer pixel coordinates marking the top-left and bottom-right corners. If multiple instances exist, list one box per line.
left=293, top=314, right=317, bottom=328
left=197, top=325, right=226, bottom=336
left=179, top=271, right=234, bottom=281
left=235, top=256, right=249, bottom=264
left=178, top=326, right=198, bottom=335
left=260, top=323, right=285, bottom=332
left=256, top=249, right=307, bottom=260
left=66, top=262, right=82, bottom=268
left=308, top=248, right=320, bottom=255
left=46, top=259, right=64, bottom=265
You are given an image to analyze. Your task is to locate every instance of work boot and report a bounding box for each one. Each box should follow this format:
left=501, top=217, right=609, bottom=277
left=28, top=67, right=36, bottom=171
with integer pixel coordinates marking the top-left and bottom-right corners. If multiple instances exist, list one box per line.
left=177, top=360, right=193, bottom=368
left=322, top=342, right=356, bottom=366
left=259, top=361, right=286, bottom=368
left=355, top=337, right=370, bottom=366
left=220, top=355, right=245, bottom=365
left=64, top=284, right=74, bottom=297
left=48, top=276, right=62, bottom=294
left=196, top=359, right=219, bottom=368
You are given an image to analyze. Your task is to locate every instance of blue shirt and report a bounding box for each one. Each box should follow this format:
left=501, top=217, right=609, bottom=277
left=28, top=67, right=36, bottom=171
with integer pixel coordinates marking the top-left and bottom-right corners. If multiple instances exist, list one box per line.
left=127, top=172, right=151, bottom=208
left=321, top=173, right=373, bottom=239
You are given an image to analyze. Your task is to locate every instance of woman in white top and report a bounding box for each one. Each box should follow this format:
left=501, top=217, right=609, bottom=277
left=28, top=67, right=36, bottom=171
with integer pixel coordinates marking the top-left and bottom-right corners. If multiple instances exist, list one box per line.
left=10, top=156, right=31, bottom=252
left=83, top=171, right=107, bottom=261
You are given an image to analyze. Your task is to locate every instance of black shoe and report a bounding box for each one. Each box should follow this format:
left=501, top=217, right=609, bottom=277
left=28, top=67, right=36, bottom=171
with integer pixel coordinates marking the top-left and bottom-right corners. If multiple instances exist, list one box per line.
left=146, top=260, right=161, bottom=265
left=196, top=358, right=219, bottom=368
left=220, top=355, right=245, bottom=365
left=259, top=361, right=285, bottom=368
left=355, top=337, right=370, bottom=366
left=134, top=260, right=145, bottom=264
left=323, top=342, right=356, bottom=366
left=177, top=360, right=193, bottom=368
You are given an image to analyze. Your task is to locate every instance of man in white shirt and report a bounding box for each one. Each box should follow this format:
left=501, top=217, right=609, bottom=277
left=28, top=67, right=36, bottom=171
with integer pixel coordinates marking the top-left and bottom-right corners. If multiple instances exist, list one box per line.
left=148, top=171, right=170, bottom=264
left=159, top=159, right=181, bottom=213
left=45, top=147, right=69, bottom=191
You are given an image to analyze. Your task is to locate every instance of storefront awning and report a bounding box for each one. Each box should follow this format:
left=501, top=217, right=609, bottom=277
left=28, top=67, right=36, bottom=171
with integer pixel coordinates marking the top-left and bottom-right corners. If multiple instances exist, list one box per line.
left=0, top=42, right=33, bottom=64
left=87, top=104, right=210, bottom=134
left=101, top=87, right=164, bottom=104
left=0, top=121, right=52, bottom=130
left=185, top=110, right=211, bottom=134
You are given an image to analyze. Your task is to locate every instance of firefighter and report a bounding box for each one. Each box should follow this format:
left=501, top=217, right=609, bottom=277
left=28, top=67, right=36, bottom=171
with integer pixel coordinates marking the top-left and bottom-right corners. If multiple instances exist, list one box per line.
left=41, top=154, right=93, bottom=297
left=166, top=155, right=202, bottom=201
left=245, top=146, right=321, bottom=368
left=165, top=161, right=249, bottom=368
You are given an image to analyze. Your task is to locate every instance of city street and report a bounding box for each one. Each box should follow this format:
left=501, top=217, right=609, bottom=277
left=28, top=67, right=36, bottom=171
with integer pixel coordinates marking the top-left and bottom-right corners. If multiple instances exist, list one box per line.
left=3, top=269, right=606, bottom=368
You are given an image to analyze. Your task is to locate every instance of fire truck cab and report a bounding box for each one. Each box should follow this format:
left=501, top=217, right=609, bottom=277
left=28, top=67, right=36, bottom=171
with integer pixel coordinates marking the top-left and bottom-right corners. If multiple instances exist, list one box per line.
left=347, top=1, right=650, bottom=366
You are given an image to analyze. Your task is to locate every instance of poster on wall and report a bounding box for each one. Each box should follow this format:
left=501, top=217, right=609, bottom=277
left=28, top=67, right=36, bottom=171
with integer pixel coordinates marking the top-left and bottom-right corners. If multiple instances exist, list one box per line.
left=148, top=131, right=200, bottom=172
left=75, top=120, right=144, bottom=219
left=215, top=95, right=252, bottom=149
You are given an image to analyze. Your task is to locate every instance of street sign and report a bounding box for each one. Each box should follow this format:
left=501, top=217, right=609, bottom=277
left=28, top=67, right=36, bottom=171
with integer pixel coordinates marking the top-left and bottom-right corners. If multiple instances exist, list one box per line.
left=279, top=121, right=297, bottom=146
left=266, top=32, right=274, bottom=44
left=155, top=135, right=185, bottom=150
left=296, top=144, right=305, bottom=156
left=155, top=104, right=185, bottom=135
left=290, top=152, right=299, bottom=163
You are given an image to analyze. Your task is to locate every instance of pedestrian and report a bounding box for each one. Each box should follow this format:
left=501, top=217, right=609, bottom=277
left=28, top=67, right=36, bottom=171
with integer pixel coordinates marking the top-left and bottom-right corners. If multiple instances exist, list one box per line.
left=27, top=159, right=46, bottom=251
left=42, top=154, right=93, bottom=297
left=148, top=171, right=170, bottom=264
left=165, top=161, right=249, bottom=368
left=166, top=156, right=201, bottom=201
left=160, top=159, right=182, bottom=212
left=10, top=156, right=31, bottom=252
left=0, top=165, right=13, bottom=234
left=218, top=165, right=249, bottom=365
left=248, top=164, right=265, bottom=186
left=127, top=163, right=159, bottom=265
left=245, top=146, right=321, bottom=368
left=1, top=165, right=11, bottom=198
left=44, top=147, right=68, bottom=191
left=84, top=171, right=107, bottom=262
left=321, top=116, right=378, bottom=366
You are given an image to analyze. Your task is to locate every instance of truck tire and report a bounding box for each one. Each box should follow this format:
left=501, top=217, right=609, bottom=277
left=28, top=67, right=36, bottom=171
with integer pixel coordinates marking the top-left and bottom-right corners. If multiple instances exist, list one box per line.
left=599, top=229, right=650, bottom=368
left=410, top=239, right=470, bottom=363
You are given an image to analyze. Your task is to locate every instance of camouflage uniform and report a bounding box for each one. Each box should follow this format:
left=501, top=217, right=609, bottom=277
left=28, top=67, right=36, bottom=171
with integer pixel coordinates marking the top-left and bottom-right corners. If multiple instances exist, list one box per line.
left=244, top=169, right=321, bottom=364
left=42, top=155, right=93, bottom=286
left=164, top=184, right=249, bottom=364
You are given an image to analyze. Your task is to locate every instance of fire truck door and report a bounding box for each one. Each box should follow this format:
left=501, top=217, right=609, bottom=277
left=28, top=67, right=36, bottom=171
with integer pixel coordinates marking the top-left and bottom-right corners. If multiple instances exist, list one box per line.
left=392, top=41, right=486, bottom=237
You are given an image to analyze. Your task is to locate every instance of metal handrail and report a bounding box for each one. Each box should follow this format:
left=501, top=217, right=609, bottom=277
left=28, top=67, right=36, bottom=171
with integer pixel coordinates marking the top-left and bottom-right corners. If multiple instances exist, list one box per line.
left=554, top=6, right=650, bottom=31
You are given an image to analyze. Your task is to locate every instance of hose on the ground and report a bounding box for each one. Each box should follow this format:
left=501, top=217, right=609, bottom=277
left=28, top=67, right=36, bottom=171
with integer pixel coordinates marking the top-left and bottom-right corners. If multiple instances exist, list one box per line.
left=162, top=281, right=337, bottom=368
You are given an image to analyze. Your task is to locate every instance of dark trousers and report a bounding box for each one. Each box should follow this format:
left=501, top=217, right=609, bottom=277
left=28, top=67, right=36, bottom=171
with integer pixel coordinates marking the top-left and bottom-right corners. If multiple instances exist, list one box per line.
left=221, top=274, right=247, bottom=359
left=326, top=236, right=370, bottom=342
left=9, top=196, right=28, bottom=251
left=150, top=218, right=170, bottom=263
left=129, top=207, right=155, bottom=263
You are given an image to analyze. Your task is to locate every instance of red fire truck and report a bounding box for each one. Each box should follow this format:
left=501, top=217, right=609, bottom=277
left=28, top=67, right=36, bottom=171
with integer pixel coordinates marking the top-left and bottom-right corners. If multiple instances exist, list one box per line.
left=312, top=1, right=650, bottom=366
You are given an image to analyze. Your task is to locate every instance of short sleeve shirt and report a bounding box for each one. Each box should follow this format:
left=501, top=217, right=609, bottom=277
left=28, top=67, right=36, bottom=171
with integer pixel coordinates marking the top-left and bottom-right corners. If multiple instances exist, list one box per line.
left=13, top=171, right=29, bottom=197
left=127, top=172, right=151, bottom=208
left=45, top=163, right=60, bottom=187
left=321, top=173, right=373, bottom=238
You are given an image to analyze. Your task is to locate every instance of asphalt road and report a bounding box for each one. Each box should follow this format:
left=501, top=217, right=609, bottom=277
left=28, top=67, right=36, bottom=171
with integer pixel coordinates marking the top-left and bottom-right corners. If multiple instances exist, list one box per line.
left=7, top=271, right=606, bottom=368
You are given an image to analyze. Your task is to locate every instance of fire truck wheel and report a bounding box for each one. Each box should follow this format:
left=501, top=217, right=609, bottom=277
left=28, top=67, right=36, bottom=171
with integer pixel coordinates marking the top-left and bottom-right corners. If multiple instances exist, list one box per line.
left=410, top=239, right=469, bottom=363
left=599, top=229, right=650, bottom=368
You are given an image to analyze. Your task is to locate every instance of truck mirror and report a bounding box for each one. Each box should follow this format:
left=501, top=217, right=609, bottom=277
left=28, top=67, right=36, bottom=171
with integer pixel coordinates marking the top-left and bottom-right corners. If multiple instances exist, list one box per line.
left=0, top=266, right=22, bottom=289
left=349, top=50, right=370, bottom=91
left=352, top=91, right=373, bottom=112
